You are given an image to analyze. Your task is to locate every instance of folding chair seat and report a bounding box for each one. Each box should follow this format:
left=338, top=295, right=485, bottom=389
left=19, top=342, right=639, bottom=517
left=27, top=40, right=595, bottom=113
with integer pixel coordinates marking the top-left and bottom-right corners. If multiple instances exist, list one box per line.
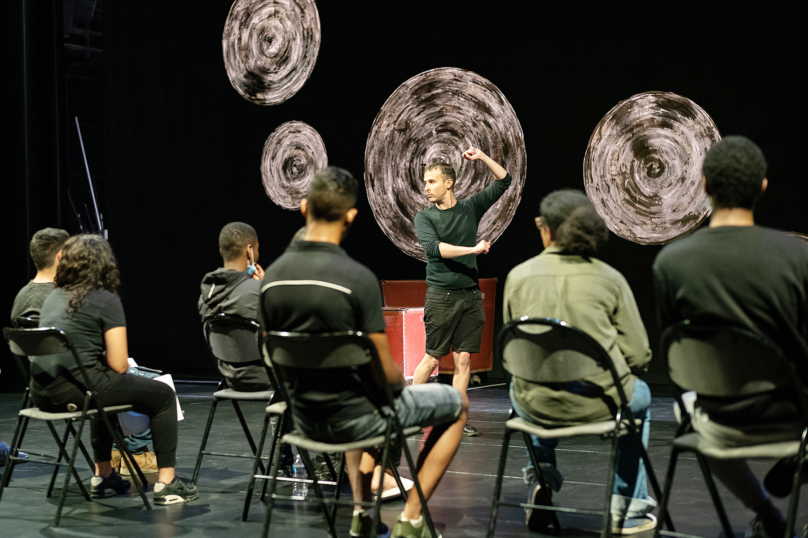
left=654, top=322, right=808, bottom=538
left=1, top=327, right=151, bottom=526
left=487, top=318, right=670, bottom=538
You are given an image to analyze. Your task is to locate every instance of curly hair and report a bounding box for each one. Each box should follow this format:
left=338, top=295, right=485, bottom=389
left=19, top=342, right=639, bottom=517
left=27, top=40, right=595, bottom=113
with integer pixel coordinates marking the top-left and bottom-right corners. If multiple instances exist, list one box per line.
left=54, top=234, right=121, bottom=313
left=703, top=136, right=767, bottom=210
left=30, top=228, right=69, bottom=270
left=540, top=189, right=608, bottom=257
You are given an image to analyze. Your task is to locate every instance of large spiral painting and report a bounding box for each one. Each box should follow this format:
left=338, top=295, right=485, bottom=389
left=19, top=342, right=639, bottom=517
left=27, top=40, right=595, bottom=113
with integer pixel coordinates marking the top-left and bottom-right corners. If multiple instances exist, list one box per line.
left=222, top=0, right=321, bottom=106
left=365, top=68, right=526, bottom=261
left=584, top=91, right=720, bottom=245
left=261, top=121, right=327, bottom=210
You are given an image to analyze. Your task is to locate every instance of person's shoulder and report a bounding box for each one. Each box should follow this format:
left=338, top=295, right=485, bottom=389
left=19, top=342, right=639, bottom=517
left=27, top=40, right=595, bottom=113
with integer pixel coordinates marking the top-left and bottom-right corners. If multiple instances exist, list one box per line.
left=588, top=258, right=631, bottom=289
left=88, top=288, right=121, bottom=308
left=758, top=227, right=808, bottom=258
left=654, top=228, right=707, bottom=268
left=506, top=254, right=544, bottom=281
left=344, top=256, right=379, bottom=289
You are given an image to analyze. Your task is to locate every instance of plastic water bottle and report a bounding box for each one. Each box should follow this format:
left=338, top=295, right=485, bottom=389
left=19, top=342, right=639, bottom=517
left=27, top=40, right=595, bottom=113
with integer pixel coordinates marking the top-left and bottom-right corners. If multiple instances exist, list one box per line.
left=292, top=453, right=308, bottom=497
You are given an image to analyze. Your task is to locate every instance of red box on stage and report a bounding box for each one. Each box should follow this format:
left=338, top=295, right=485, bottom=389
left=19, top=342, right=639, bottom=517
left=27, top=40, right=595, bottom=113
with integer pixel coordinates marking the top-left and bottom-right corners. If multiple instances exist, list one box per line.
left=380, top=278, right=497, bottom=378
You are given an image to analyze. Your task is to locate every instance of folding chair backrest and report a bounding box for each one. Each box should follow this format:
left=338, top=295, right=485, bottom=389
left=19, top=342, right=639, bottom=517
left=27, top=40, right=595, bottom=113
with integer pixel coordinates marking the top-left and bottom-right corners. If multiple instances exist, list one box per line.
left=662, top=323, right=793, bottom=397
left=204, top=314, right=261, bottom=364
left=12, top=317, right=38, bottom=329
left=498, top=318, right=610, bottom=384
left=3, top=327, right=92, bottom=388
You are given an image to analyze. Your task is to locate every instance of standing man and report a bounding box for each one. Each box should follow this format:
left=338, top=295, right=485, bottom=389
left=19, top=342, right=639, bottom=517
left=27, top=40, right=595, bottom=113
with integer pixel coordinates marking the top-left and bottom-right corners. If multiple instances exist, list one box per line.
left=412, top=148, right=512, bottom=436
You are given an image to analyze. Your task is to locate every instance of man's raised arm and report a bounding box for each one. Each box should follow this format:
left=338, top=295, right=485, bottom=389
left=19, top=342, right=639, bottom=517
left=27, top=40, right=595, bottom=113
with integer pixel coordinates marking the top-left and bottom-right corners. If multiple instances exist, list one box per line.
left=463, top=148, right=507, bottom=179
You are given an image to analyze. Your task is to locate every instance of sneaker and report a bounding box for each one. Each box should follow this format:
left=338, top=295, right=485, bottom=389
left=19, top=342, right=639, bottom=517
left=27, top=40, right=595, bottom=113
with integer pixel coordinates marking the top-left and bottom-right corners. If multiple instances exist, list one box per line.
left=462, top=422, right=479, bottom=437
left=350, top=512, right=390, bottom=538
left=744, top=514, right=786, bottom=538
left=153, top=477, right=198, bottom=505
left=764, top=456, right=808, bottom=498
left=391, top=514, right=440, bottom=538
left=119, top=450, right=158, bottom=476
left=526, top=481, right=555, bottom=532
left=612, top=514, right=657, bottom=535
left=90, top=470, right=131, bottom=498
left=381, top=477, right=415, bottom=501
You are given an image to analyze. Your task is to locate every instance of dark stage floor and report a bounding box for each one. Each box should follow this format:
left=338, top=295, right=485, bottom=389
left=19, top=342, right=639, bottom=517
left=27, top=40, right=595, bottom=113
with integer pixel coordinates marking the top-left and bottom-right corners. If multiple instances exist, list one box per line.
left=0, top=382, right=805, bottom=538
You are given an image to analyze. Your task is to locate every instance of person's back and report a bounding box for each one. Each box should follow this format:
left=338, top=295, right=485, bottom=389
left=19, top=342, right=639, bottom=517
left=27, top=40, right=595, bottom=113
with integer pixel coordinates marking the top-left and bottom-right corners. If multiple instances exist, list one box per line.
left=11, top=228, right=69, bottom=323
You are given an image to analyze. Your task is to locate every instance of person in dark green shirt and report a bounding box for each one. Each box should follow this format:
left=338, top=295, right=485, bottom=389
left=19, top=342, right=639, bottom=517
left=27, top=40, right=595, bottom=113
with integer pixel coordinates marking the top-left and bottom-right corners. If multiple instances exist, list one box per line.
left=412, top=147, right=512, bottom=437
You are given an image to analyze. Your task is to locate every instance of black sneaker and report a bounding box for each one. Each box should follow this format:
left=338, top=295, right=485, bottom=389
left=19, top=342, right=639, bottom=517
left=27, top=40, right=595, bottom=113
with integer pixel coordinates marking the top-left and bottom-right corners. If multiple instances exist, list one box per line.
left=764, top=456, right=808, bottom=498
left=463, top=422, right=479, bottom=437
left=90, top=470, right=131, bottom=498
left=526, top=481, right=555, bottom=533
left=153, top=477, right=198, bottom=505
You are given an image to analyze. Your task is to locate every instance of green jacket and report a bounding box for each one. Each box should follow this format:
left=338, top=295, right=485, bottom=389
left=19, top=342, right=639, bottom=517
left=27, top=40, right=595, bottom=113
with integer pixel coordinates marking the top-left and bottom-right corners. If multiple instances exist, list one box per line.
left=503, top=246, right=651, bottom=426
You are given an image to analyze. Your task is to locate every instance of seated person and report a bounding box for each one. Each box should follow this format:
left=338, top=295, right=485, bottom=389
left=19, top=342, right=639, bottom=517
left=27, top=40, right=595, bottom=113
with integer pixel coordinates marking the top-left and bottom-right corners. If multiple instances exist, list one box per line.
left=11, top=227, right=157, bottom=476
left=198, top=221, right=270, bottom=391
left=654, top=136, right=808, bottom=538
left=260, top=167, right=467, bottom=538
left=504, top=190, right=656, bottom=534
left=34, top=234, right=196, bottom=504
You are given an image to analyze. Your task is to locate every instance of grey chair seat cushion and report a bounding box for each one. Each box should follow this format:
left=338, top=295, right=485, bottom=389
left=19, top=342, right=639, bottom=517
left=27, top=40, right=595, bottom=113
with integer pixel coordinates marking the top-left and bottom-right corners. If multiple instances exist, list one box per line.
left=674, top=432, right=801, bottom=460
left=506, top=417, right=643, bottom=439
left=281, top=426, right=423, bottom=453
left=20, top=404, right=134, bottom=421
left=265, top=402, right=287, bottom=415
left=213, top=388, right=273, bottom=401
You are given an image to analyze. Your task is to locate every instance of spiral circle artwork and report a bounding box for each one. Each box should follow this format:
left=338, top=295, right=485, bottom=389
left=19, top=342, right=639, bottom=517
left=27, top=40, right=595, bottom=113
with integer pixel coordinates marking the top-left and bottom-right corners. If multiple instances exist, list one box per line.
left=261, top=121, right=327, bottom=210
left=365, top=67, right=526, bottom=261
left=584, top=91, right=720, bottom=245
left=222, top=0, right=321, bottom=106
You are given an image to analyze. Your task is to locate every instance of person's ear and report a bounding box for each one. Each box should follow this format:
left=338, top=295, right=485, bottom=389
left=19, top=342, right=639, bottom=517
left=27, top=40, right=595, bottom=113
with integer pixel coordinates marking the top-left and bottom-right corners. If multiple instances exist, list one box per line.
left=300, top=199, right=308, bottom=219
left=55, top=250, right=63, bottom=264
left=760, top=178, right=768, bottom=197
left=446, top=177, right=453, bottom=191
left=345, top=207, right=358, bottom=224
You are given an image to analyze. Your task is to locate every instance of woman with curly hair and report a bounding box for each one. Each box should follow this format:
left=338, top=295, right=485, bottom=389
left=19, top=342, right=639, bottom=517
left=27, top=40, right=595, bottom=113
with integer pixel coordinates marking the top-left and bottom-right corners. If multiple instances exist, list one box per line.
left=33, top=234, right=197, bottom=505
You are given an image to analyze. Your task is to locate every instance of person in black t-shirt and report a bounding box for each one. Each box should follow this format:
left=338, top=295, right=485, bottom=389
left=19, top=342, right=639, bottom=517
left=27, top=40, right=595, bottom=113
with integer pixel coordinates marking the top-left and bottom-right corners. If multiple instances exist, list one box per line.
left=33, top=235, right=197, bottom=504
left=261, top=167, right=467, bottom=538
left=11, top=228, right=68, bottom=323
left=654, top=136, right=808, bottom=538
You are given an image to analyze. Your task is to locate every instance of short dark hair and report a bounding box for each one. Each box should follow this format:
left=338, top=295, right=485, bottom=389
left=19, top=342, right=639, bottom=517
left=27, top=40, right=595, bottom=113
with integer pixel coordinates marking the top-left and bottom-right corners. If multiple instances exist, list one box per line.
left=307, top=167, right=358, bottom=222
left=219, top=222, right=258, bottom=262
left=539, top=190, right=592, bottom=232
left=425, top=162, right=456, bottom=189
left=540, top=190, right=608, bottom=257
left=30, top=228, right=69, bottom=270
left=703, top=136, right=767, bottom=210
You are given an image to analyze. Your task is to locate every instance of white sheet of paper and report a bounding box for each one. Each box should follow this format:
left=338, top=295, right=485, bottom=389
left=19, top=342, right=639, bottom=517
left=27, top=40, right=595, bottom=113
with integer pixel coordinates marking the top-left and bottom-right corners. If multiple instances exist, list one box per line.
left=154, top=374, right=184, bottom=421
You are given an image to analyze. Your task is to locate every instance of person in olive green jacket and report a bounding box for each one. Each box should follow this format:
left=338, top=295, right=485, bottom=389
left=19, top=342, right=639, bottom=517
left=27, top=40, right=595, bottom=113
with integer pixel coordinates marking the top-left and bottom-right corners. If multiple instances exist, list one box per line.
left=503, top=190, right=655, bottom=535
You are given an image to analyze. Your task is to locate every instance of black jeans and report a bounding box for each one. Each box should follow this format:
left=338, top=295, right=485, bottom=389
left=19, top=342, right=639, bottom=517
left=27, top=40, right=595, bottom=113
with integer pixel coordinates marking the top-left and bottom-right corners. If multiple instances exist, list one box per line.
left=31, top=363, right=178, bottom=468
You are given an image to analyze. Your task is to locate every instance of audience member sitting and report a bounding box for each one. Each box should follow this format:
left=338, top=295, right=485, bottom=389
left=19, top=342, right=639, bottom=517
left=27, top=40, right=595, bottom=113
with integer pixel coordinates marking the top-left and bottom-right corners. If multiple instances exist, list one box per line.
left=198, top=222, right=269, bottom=391
left=260, top=167, right=467, bottom=538
left=33, top=234, right=197, bottom=504
left=503, top=190, right=656, bottom=534
left=654, top=136, right=808, bottom=538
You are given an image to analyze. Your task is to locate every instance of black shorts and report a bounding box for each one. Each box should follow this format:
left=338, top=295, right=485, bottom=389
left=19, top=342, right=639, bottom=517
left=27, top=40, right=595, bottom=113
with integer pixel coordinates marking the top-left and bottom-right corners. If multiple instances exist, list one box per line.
left=424, top=286, right=485, bottom=357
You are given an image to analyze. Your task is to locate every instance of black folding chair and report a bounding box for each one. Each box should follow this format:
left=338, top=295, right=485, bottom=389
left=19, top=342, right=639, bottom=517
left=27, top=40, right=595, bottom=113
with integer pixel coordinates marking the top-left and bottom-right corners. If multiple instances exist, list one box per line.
left=655, top=322, right=808, bottom=538
left=487, top=318, right=671, bottom=538
left=1, top=327, right=151, bottom=526
left=192, top=314, right=274, bottom=483
left=257, top=330, right=434, bottom=538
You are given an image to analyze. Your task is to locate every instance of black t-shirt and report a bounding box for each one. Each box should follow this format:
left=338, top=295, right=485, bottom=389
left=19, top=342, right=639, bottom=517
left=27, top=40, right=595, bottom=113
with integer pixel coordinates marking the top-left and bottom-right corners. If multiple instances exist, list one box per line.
left=260, top=241, right=386, bottom=423
left=654, top=226, right=808, bottom=424
left=35, top=288, right=126, bottom=382
left=11, top=281, right=55, bottom=321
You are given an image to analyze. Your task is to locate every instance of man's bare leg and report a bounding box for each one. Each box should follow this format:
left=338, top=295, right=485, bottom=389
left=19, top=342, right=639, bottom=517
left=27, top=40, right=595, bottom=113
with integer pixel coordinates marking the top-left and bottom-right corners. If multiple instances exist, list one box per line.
left=401, top=397, right=468, bottom=520
left=345, top=450, right=375, bottom=510
left=452, top=351, right=471, bottom=396
left=412, top=354, right=441, bottom=385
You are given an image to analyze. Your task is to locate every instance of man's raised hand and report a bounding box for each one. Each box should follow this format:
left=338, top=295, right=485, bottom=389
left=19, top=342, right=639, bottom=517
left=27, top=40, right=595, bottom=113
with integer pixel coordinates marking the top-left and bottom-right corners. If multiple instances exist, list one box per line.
left=462, top=147, right=486, bottom=161
left=472, top=240, right=491, bottom=255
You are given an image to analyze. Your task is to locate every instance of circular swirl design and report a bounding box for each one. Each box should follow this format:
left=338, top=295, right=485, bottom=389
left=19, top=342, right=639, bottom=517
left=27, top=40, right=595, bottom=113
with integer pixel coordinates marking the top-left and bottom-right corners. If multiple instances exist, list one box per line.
left=261, top=121, right=327, bottom=210
left=584, top=91, right=720, bottom=245
left=222, top=0, right=321, bottom=106
left=365, top=67, right=526, bottom=261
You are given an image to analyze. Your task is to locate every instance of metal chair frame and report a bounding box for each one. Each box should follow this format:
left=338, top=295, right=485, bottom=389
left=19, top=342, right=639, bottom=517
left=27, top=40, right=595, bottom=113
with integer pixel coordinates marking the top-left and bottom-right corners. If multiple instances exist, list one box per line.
left=654, top=322, right=808, bottom=538
left=487, top=317, right=671, bottom=538
left=1, top=327, right=151, bottom=526
left=256, top=330, right=436, bottom=538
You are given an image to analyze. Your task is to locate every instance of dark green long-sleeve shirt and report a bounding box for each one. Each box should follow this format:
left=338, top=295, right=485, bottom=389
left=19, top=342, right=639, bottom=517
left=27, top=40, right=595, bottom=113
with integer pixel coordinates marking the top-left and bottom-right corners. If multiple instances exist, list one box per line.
left=414, top=173, right=512, bottom=289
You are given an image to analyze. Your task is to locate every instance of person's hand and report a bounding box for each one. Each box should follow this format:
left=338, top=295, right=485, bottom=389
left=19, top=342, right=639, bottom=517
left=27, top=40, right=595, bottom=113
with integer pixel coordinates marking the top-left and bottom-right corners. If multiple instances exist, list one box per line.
left=471, top=240, right=491, bottom=255
left=251, top=263, right=265, bottom=280
left=462, top=147, right=486, bottom=161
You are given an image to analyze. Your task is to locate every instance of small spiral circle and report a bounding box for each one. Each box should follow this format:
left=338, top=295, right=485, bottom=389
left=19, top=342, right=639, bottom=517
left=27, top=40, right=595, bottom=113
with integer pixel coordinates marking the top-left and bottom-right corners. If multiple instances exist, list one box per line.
left=222, top=0, right=321, bottom=106
left=584, top=91, right=720, bottom=245
left=365, top=67, right=526, bottom=261
left=261, top=121, right=327, bottom=210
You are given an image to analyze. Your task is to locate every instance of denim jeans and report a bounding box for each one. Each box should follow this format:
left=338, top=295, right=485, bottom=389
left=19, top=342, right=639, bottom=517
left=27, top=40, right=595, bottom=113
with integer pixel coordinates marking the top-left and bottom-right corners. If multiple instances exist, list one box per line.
left=511, top=378, right=656, bottom=518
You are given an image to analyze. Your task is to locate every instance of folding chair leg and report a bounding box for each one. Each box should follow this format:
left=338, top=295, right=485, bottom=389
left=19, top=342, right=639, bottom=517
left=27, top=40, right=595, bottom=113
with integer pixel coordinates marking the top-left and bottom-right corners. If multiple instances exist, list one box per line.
left=109, top=426, right=151, bottom=510
left=67, top=421, right=96, bottom=470
left=46, top=420, right=78, bottom=498
left=0, top=404, right=29, bottom=503
left=53, top=394, right=92, bottom=527
left=263, top=417, right=286, bottom=538
left=372, top=421, right=393, bottom=537
left=334, top=453, right=346, bottom=503
left=696, top=454, right=734, bottom=538
left=233, top=401, right=266, bottom=476
left=41, top=420, right=91, bottom=501
left=523, top=431, right=561, bottom=535
left=654, top=447, right=681, bottom=538
left=299, top=448, right=338, bottom=536
left=398, top=422, right=437, bottom=538
left=486, top=427, right=512, bottom=538
left=389, top=458, right=408, bottom=502
left=785, top=429, right=808, bottom=538
left=192, top=399, right=219, bottom=483
left=600, top=428, right=621, bottom=538
left=261, top=414, right=284, bottom=502
left=630, top=425, right=675, bottom=532
left=243, top=412, right=271, bottom=521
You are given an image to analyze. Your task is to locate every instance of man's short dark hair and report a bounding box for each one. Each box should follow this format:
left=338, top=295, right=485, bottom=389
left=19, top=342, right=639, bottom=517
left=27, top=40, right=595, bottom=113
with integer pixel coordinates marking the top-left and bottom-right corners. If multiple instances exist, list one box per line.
left=539, top=190, right=592, bottom=232
left=307, top=167, right=358, bottom=222
left=219, top=222, right=258, bottom=262
left=425, top=162, right=456, bottom=189
left=703, top=136, right=767, bottom=210
left=30, top=228, right=69, bottom=270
